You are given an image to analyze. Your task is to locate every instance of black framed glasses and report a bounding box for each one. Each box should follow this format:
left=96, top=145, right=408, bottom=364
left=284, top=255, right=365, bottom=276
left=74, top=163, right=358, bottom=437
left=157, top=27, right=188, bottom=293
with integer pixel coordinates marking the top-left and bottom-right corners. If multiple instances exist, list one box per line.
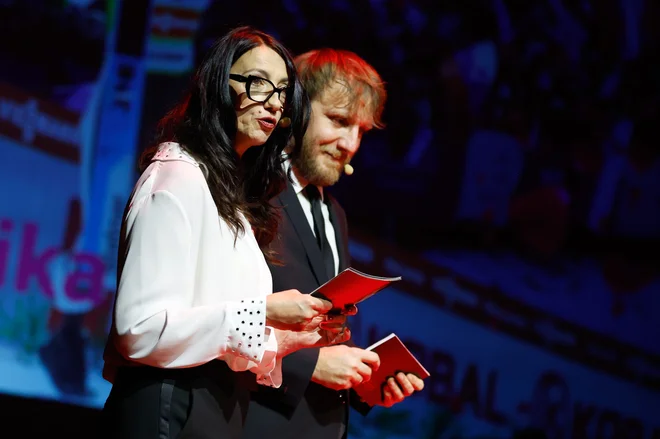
left=229, top=74, right=288, bottom=106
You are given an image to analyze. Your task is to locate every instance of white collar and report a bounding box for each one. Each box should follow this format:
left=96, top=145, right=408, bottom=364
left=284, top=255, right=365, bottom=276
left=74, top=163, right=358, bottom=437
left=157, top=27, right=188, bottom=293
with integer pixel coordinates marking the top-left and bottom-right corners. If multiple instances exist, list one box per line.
left=283, top=156, right=324, bottom=201
left=152, top=142, right=199, bottom=167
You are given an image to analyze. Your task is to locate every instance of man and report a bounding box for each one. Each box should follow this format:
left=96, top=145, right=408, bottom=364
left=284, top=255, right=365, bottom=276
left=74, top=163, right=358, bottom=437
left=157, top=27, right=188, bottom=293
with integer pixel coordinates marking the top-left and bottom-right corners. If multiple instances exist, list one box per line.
left=242, top=49, right=424, bottom=439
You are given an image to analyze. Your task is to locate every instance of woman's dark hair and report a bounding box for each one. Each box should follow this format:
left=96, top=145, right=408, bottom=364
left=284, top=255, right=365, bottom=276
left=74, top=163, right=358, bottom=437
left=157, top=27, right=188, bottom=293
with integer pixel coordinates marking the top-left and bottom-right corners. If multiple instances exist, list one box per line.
left=141, top=26, right=309, bottom=261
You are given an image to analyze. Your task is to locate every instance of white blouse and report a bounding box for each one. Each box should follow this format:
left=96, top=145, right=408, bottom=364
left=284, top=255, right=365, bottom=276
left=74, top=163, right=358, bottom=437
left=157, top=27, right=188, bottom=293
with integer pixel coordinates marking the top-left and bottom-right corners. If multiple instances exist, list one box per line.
left=103, top=142, right=280, bottom=387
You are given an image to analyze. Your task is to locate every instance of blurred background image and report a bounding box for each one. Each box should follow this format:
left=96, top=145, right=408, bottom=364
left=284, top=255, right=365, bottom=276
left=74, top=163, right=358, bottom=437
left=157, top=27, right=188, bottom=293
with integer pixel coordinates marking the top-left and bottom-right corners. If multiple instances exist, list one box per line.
left=0, top=0, right=658, bottom=437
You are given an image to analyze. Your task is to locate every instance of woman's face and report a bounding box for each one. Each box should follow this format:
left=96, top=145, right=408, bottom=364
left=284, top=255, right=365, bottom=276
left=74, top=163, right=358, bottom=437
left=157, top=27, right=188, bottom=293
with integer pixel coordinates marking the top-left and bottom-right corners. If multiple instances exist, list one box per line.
left=229, top=45, right=288, bottom=157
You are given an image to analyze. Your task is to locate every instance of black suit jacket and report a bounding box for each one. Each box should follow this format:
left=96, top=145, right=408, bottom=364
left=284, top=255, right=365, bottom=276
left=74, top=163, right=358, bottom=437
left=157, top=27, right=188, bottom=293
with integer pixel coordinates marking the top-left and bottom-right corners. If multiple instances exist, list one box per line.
left=242, top=182, right=369, bottom=439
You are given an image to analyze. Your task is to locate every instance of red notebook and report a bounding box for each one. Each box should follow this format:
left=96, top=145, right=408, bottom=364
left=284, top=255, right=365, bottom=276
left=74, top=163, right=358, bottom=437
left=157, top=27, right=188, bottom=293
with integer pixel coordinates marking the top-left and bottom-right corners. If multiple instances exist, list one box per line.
left=310, top=267, right=401, bottom=311
left=353, top=333, right=430, bottom=406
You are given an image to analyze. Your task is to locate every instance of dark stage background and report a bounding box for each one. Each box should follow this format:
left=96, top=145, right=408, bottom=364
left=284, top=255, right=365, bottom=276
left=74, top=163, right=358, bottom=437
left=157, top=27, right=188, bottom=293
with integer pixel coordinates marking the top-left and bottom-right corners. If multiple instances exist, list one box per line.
left=1, top=0, right=659, bottom=437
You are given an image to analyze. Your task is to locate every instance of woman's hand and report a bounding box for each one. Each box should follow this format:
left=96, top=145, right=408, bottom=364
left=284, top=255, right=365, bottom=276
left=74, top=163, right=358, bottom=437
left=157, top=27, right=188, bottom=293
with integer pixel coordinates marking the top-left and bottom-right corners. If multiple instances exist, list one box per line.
left=274, top=322, right=351, bottom=358
left=319, top=304, right=358, bottom=330
left=265, top=289, right=333, bottom=331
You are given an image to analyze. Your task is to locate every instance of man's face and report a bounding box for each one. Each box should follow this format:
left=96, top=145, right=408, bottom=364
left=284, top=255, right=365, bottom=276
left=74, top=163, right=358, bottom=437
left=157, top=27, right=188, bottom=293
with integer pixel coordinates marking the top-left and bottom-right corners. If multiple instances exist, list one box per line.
left=293, top=83, right=374, bottom=187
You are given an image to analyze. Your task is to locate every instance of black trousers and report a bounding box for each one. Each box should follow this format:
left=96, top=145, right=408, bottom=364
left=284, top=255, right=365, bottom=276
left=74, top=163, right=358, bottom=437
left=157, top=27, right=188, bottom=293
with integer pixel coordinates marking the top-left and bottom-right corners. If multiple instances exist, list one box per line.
left=243, top=382, right=349, bottom=439
left=100, top=361, right=254, bottom=439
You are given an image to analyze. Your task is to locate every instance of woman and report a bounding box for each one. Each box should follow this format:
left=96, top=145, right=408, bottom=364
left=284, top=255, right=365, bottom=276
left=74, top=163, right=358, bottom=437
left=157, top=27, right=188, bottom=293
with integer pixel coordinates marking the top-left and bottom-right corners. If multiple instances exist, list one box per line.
left=100, top=27, right=348, bottom=439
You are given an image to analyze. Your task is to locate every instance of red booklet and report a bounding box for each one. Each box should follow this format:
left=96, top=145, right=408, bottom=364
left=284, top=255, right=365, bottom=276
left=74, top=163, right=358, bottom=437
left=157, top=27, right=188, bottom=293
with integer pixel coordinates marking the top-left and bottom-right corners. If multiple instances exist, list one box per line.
left=353, top=333, right=430, bottom=406
left=310, top=267, right=401, bottom=311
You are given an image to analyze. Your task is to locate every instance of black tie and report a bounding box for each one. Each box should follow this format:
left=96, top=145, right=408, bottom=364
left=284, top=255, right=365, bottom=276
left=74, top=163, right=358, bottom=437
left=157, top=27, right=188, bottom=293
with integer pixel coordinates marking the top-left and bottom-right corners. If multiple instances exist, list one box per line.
left=305, top=185, right=335, bottom=279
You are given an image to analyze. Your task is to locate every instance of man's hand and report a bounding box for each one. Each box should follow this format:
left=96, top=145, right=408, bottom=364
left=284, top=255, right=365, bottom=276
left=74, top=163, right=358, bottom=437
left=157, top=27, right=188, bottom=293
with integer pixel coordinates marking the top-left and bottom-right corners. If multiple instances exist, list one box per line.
left=376, top=372, right=425, bottom=407
left=311, top=345, right=380, bottom=391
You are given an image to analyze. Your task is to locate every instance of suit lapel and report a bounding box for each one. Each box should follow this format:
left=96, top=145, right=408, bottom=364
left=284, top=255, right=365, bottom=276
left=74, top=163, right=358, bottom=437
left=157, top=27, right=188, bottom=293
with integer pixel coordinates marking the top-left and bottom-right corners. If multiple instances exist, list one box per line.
left=327, top=196, right=350, bottom=271
left=278, top=182, right=329, bottom=285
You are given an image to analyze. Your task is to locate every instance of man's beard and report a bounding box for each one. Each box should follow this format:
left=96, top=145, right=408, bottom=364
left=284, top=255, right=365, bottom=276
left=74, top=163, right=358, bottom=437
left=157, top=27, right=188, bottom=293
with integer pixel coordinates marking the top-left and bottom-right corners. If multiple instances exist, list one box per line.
left=294, top=139, right=342, bottom=187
